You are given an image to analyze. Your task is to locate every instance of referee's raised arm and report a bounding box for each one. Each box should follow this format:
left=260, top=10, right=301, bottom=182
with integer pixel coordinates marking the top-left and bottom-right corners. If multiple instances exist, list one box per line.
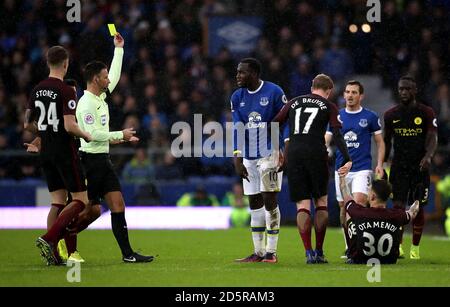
left=108, top=33, right=124, bottom=94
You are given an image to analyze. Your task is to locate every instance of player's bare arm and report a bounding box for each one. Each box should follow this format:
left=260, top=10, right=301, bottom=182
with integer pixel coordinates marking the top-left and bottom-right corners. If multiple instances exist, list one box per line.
left=373, top=133, right=385, bottom=178
left=407, top=200, right=420, bottom=219
left=64, top=114, right=92, bottom=142
left=233, top=154, right=249, bottom=182
left=338, top=174, right=353, bottom=205
left=420, top=131, right=437, bottom=171
left=23, top=109, right=38, bottom=133
left=332, top=127, right=352, bottom=176
left=383, top=123, right=393, bottom=163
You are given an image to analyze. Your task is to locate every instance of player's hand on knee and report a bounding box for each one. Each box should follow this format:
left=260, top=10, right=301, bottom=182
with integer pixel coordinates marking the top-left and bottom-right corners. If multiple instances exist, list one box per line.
left=408, top=200, right=420, bottom=219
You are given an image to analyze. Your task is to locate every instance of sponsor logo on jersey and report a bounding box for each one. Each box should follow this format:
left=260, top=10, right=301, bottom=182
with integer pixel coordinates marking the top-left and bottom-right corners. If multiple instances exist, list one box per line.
left=101, top=114, right=107, bottom=126
left=247, top=111, right=265, bottom=128
left=68, top=100, right=77, bottom=110
left=393, top=119, right=401, bottom=123
left=359, top=118, right=368, bottom=127
left=84, top=113, right=94, bottom=124
left=394, top=128, right=423, bottom=136
left=240, top=101, right=245, bottom=107
left=260, top=97, right=269, bottom=106
left=344, top=131, right=360, bottom=148
left=414, top=117, right=422, bottom=125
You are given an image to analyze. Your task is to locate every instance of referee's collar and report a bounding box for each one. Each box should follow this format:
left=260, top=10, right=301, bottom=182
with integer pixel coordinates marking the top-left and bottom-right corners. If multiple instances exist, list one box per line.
left=84, top=90, right=106, bottom=101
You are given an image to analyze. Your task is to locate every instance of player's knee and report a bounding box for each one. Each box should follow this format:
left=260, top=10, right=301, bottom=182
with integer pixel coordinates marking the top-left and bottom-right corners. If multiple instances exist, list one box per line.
left=91, top=205, right=102, bottom=220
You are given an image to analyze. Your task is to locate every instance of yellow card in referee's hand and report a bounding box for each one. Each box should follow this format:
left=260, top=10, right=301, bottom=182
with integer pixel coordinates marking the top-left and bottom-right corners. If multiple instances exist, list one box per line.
left=108, top=24, right=117, bottom=36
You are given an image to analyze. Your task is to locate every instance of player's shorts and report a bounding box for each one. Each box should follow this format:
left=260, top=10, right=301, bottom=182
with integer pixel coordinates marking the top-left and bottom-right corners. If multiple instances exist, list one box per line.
left=334, top=170, right=372, bottom=202
left=389, top=164, right=430, bottom=206
left=40, top=151, right=86, bottom=193
left=287, top=159, right=329, bottom=202
left=243, top=153, right=283, bottom=195
left=80, top=152, right=121, bottom=201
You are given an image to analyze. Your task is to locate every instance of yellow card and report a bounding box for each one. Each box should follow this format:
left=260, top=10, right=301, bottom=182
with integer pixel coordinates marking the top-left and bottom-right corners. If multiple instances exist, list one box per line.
left=108, top=24, right=117, bottom=36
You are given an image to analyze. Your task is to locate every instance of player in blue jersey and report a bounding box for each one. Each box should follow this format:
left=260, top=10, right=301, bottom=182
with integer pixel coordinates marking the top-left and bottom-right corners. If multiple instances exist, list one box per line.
left=231, top=58, right=288, bottom=263
left=325, top=80, right=385, bottom=258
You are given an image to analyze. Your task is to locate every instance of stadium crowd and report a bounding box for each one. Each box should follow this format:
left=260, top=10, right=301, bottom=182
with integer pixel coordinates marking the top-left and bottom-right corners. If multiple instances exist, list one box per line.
left=0, top=0, right=449, bottom=181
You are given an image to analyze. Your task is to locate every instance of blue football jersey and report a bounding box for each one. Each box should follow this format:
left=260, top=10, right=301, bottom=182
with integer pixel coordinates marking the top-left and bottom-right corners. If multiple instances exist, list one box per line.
left=328, top=107, right=382, bottom=171
left=231, top=81, right=288, bottom=159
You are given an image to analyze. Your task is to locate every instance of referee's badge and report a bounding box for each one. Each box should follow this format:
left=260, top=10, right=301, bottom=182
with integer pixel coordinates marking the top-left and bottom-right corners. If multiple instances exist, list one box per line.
left=101, top=114, right=107, bottom=126
left=84, top=113, right=94, bottom=124
left=359, top=118, right=368, bottom=127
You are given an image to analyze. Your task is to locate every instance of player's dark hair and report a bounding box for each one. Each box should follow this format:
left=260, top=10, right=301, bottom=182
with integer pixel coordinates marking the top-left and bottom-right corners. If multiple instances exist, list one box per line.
left=399, top=75, right=416, bottom=84
left=64, top=79, right=78, bottom=88
left=371, top=179, right=392, bottom=202
left=312, top=74, right=334, bottom=91
left=240, top=58, right=261, bottom=77
left=83, top=61, right=107, bottom=82
left=346, top=80, right=364, bottom=94
left=46, top=46, right=69, bottom=67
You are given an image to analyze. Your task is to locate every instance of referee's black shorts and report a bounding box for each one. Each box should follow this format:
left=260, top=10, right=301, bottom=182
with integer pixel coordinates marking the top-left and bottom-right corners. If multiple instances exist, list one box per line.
left=287, top=158, right=329, bottom=202
left=80, top=152, right=121, bottom=201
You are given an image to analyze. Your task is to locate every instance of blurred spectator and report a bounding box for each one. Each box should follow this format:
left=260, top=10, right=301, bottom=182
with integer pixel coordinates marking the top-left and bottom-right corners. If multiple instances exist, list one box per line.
left=176, top=185, right=220, bottom=207
left=122, top=148, right=156, bottom=185
left=155, top=150, right=184, bottom=180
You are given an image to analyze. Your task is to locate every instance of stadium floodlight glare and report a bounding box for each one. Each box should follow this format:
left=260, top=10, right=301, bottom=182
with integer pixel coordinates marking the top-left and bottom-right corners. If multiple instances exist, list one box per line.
left=349, top=24, right=358, bottom=33
left=362, top=24, right=371, bottom=33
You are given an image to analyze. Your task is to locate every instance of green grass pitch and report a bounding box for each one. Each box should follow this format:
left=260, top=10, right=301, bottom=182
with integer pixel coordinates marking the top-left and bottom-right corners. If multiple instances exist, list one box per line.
left=0, top=227, right=449, bottom=287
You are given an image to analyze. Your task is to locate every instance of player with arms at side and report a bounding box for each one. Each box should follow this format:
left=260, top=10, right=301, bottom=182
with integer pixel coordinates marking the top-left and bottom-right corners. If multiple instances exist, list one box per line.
left=325, top=80, right=385, bottom=258
left=24, top=46, right=93, bottom=265
left=74, top=33, right=153, bottom=263
left=232, top=58, right=288, bottom=263
left=339, top=172, right=419, bottom=264
left=273, top=74, right=352, bottom=264
left=383, top=76, right=438, bottom=259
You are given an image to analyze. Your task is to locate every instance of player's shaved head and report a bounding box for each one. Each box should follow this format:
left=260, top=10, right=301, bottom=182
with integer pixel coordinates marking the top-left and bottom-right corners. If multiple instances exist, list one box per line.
left=312, top=74, right=334, bottom=91
left=46, top=46, right=69, bottom=67
left=240, top=58, right=261, bottom=77
left=398, top=75, right=417, bottom=104
left=371, top=179, right=392, bottom=202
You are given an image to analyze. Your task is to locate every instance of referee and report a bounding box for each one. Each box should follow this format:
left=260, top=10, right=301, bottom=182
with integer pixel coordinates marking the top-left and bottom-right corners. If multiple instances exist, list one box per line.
left=76, top=33, right=153, bottom=263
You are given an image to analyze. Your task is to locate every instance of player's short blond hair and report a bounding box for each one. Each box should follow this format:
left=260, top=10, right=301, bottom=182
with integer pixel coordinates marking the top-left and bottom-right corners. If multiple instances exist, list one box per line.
left=312, top=74, right=334, bottom=91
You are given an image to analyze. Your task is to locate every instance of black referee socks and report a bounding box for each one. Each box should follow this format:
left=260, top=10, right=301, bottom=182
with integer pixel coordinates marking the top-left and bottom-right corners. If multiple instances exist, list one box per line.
left=111, top=212, right=133, bottom=257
